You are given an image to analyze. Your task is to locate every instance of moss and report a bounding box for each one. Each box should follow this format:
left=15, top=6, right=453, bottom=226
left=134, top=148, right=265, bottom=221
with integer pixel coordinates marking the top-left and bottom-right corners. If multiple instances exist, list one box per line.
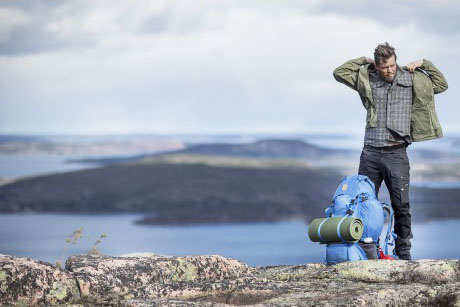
left=45, top=281, right=68, bottom=304
left=169, top=259, right=198, bottom=282
left=0, top=270, right=8, bottom=293
left=336, top=261, right=391, bottom=282
left=275, top=273, right=292, bottom=281
left=436, top=261, right=458, bottom=274
left=15, top=298, right=30, bottom=307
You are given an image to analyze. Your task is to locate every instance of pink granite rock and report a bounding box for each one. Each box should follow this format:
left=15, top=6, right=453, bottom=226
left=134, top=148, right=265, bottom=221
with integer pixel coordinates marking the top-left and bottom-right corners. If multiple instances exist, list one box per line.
left=1, top=253, right=460, bottom=306
left=0, top=254, right=79, bottom=306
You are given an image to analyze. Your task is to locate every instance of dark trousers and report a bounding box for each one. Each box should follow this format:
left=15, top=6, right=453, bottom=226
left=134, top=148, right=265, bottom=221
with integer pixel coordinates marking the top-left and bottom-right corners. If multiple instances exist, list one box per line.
left=358, top=145, right=412, bottom=257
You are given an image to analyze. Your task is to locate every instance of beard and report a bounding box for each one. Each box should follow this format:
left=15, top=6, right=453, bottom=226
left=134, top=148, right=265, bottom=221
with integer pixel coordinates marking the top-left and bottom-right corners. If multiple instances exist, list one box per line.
left=382, top=72, right=396, bottom=82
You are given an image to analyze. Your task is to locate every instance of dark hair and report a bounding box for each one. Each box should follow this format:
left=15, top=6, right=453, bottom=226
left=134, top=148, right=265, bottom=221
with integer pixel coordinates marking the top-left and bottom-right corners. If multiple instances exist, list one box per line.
left=374, top=42, right=397, bottom=66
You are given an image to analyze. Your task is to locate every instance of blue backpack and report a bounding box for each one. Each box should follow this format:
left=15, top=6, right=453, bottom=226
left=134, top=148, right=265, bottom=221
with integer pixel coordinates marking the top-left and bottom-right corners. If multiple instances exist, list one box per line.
left=324, top=175, right=395, bottom=265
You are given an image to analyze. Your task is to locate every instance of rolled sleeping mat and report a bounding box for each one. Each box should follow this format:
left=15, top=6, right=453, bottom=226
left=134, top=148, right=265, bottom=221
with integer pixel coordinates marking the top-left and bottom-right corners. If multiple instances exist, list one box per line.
left=308, top=217, right=364, bottom=243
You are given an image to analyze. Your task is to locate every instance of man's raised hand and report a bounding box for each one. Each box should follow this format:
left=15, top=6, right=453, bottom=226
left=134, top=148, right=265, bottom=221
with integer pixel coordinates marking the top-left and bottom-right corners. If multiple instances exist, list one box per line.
left=406, top=59, right=424, bottom=73
left=366, top=57, right=375, bottom=67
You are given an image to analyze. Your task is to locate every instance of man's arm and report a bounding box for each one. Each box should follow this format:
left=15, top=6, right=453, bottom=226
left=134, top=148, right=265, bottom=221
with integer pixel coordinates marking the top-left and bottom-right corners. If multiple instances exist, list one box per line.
left=333, top=56, right=372, bottom=91
left=405, top=59, right=448, bottom=94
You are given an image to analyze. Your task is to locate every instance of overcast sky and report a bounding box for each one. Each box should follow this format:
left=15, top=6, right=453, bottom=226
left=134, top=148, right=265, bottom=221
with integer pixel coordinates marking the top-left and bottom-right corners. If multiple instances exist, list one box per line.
left=0, top=0, right=459, bottom=135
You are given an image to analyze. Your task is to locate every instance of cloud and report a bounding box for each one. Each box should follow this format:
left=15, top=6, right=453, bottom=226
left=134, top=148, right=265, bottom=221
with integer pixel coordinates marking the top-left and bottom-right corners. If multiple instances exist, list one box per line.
left=0, top=7, right=30, bottom=42
left=314, top=0, right=460, bottom=35
left=0, top=0, right=458, bottom=134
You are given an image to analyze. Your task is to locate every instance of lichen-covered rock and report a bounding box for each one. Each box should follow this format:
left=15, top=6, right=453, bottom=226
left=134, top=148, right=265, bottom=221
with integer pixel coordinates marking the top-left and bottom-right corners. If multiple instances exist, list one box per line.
left=65, top=254, right=251, bottom=304
left=333, top=258, right=460, bottom=284
left=1, top=253, right=460, bottom=306
left=0, top=254, right=80, bottom=306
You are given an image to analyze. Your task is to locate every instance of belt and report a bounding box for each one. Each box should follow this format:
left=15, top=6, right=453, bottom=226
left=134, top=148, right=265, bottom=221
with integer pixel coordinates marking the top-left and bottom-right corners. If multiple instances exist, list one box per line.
left=364, top=143, right=407, bottom=151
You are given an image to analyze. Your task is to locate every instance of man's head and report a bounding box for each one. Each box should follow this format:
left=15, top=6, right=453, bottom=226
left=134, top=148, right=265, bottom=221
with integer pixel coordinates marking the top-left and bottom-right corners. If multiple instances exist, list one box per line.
left=374, top=42, right=397, bottom=82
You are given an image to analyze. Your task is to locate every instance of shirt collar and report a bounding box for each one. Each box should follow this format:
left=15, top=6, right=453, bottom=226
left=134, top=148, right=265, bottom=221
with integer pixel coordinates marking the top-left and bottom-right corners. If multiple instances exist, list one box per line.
left=369, top=69, right=385, bottom=87
left=394, top=66, right=412, bottom=86
left=369, top=66, right=412, bottom=87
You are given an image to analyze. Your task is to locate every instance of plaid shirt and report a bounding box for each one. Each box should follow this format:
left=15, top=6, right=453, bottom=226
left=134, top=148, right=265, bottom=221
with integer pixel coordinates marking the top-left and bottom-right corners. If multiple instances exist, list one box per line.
left=364, top=67, right=413, bottom=147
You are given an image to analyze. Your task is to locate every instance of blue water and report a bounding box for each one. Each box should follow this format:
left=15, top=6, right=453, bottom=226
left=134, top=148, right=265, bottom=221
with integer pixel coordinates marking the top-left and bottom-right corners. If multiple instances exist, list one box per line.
left=412, top=181, right=460, bottom=189
left=0, top=214, right=458, bottom=267
left=0, top=154, right=103, bottom=179
left=1, top=136, right=460, bottom=266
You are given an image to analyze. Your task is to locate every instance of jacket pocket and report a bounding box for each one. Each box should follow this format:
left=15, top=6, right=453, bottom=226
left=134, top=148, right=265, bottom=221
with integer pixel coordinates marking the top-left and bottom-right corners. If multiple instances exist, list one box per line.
left=411, top=107, right=433, bottom=134
left=413, top=74, right=434, bottom=107
left=413, top=89, right=433, bottom=108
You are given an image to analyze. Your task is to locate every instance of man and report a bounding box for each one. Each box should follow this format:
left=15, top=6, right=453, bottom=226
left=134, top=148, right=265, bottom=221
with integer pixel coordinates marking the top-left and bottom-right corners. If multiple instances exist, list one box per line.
left=333, top=42, right=448, bottom=260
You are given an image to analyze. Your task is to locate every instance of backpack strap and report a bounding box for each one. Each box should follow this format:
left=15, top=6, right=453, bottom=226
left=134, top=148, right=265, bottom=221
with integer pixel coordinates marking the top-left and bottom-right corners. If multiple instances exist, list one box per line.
left=352, top=192, right=371, bottom=213
left=331, top=193, right=344, bottom=202
left=336, top=216, right=349, bottom=242
left=382, top=203, right=396, bottom=255
left=325, top=206, right=333, bottom=217
left=317, top=218, right=329, bottom=243
left=326, top=194, right=343, bottom=217
left=358, top=175, right=377, bottom=195
left=326, top=193, right=355, bottom=217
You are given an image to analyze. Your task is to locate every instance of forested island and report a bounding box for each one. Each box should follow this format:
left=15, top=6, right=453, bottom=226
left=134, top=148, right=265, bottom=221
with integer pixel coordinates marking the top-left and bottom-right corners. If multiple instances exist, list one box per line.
left=1, top=139, right=460, bottom=224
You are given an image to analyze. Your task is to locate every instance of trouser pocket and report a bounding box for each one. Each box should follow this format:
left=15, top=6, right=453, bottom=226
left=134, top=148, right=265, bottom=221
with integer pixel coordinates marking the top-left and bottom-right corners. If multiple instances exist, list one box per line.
left=384, top=150, right=412, bottom=250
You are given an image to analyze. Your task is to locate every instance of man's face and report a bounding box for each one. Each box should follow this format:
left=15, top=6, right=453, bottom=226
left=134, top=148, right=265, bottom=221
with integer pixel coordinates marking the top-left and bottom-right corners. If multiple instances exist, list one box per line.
left=376, top=55, right=397, bottom=82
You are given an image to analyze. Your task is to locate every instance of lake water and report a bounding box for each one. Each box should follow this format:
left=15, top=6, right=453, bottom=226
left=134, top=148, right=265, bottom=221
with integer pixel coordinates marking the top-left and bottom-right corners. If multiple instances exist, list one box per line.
left=0, top=214, right=458, bottom=267
left=1, top=136, right=460, bottom=266
left=0, top=153, right=104, bottom=179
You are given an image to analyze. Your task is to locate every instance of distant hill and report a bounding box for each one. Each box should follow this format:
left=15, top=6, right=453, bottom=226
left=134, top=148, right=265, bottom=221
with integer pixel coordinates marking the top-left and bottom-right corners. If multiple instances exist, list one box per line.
left=0, top=159, right=342, bottom=224
left=0, top=135, right=184, bottom=156
left=174, top=139, right=460, bottom=161
left=73, top=139, right=354, bottom=165
left=167, top=139, right=347, bottom=158
left=70, top=138, right=460, bottom=167
left=0, top=134, right=45, bottom=143
left=1, top=153, right=459, bottom=224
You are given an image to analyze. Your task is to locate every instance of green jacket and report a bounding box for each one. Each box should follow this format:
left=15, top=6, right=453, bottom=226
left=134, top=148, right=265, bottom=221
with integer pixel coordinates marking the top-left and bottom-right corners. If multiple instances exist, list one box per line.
left=333, top=56, right=448, bottom=142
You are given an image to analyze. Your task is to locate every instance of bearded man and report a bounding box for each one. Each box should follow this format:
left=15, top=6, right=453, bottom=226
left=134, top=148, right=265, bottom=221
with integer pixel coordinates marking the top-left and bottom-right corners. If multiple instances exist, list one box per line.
left=333, top=42, right=448, bottom=260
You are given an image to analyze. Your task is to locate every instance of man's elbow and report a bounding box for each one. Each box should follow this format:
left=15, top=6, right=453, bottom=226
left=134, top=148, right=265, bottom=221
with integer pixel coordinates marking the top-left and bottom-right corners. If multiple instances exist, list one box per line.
left=333, top=68, right=343, bottom=82
left=436, top=81, right=448, bottom=94
left=441, top=81, right=448, bottom=93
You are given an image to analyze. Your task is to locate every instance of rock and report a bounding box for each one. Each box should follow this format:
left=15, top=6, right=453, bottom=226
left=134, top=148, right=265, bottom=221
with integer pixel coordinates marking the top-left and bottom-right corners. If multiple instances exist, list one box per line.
left=0, top=254, right=80, bottom=306
left=1, top=253, right=460, bottom=306
left=65, top=254, right=252, bottom=304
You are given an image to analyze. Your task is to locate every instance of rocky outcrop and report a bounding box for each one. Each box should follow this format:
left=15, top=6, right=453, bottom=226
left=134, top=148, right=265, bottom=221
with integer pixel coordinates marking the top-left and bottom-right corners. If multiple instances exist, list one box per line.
left=0, top=255, right=80, bottom=305
left=66, top=253, right=250, bottom=304
left=1, top=253, right=460, bottom=306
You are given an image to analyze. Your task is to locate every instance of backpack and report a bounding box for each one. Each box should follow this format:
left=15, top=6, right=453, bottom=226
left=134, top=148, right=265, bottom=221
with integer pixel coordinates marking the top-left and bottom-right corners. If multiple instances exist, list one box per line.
left=314, top=175, right=396, bottom=264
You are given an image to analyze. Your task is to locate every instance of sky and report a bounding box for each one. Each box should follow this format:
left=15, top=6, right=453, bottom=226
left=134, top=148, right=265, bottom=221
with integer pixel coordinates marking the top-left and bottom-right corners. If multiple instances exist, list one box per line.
left=0, top=0, right=459, bottom=135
